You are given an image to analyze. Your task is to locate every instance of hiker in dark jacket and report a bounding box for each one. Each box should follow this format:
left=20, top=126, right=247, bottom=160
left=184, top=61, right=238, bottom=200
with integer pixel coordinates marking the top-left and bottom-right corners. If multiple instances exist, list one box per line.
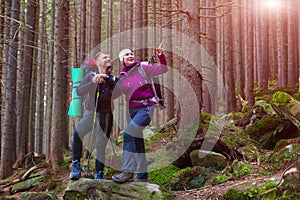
left=70, top=52, right=116, bottom=180
left=112, top=48, right=167, bottom=183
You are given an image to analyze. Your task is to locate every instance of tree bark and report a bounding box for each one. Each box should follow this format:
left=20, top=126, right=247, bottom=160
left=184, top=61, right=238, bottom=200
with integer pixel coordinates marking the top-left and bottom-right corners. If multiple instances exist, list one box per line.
left=14, top=0, right=38, bottom=168
left=35, top=0, right=47, bottom=155
left=134, top=0, right=143, bottom=60
left=50, top=0, right=69, bottom=166
left=223, top=1, right=236, bottom=112
left=233, top=0, right=244, bottom=111
left=91, top=0, right=101, bottom=51
left=162, top=0, right=174, bottom=122
left=287, top=0, right=297, bottom=85
left=0, top=0, right=20, bottom=179
left=259, top=5, right=269, bottom=91
left=243, top=0, right=254, bottom=109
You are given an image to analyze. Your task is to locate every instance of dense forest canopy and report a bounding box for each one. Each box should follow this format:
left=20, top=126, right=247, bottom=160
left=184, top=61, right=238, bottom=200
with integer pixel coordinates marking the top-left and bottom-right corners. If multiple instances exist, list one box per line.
left=0, top=0, right=299, bottom=180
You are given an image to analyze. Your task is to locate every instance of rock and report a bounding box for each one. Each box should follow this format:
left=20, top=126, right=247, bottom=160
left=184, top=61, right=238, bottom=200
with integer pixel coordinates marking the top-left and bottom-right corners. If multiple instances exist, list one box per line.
left=11, top=175, right=45, bottom=194
left=172, top=136, right=240, bottom=169
left=63, top=178, right=163, bottom=200
left=244, top=116, right=299, bottom=149
left=171, top=166, right=208, bottom=191
left=190, top=150, right=227, bottom=170
left=271, top=91, right=300, bottom=129
left=20, top=192, right=57, bottom=200
left=283, top=167, right=300, bottom=185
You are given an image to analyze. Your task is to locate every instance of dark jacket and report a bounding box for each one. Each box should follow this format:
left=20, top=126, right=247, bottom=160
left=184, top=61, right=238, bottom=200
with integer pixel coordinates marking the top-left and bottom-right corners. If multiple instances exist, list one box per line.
left=76, top=72, right=116, bottom=113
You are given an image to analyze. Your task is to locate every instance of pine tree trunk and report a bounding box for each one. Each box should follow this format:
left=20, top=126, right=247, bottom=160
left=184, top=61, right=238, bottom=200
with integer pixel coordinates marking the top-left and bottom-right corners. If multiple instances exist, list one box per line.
left=276, top=4, right=288, bottom=87
left=224, top=2, right=236, bottom=112
left=233, top=0, right=244, bottom=111
left=162, top=0, right=174, bottom=122
left=287, top=0, right=297, bottom=85
left=50, top=0, right=69, bottom=166
left=35, top=0, right=46, bottom=154
left=15, top=0, right=38, bottom=168
left=244, top=0, right=254, bottom=108
left=91, top=0, right=101, bottom=51
left=259, top=6, right=269, bottom=90
left=0, top=0, right=20, bottom=179
left=134, top=0, right=143, bottom=60
left=79, top=0, right=87, bottom=61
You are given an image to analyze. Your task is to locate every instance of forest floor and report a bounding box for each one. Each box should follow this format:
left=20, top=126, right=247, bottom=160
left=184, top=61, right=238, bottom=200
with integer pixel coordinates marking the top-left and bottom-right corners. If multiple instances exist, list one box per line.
left=0, top=147, right=289, bottom=200
left=2, top=86, right=300, bottom=199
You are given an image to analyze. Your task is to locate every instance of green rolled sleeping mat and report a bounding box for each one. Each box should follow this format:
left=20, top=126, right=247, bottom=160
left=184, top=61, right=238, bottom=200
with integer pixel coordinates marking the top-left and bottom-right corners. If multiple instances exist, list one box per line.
left=68, top=68, right=84, bottom=117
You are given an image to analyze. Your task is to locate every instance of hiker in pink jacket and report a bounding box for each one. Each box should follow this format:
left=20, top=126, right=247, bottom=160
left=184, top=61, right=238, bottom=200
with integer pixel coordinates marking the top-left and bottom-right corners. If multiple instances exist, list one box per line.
left=112, top=48, right=167, bottom=183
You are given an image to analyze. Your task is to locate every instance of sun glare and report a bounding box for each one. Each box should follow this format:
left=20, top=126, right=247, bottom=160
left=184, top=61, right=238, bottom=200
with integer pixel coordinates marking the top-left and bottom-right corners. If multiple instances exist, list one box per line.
left=263, top=0, right=282, bottom=9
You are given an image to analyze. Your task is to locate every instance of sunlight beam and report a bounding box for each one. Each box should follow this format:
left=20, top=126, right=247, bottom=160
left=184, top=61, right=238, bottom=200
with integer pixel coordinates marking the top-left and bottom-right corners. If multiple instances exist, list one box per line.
left=263, top=0, right=282, bottom=10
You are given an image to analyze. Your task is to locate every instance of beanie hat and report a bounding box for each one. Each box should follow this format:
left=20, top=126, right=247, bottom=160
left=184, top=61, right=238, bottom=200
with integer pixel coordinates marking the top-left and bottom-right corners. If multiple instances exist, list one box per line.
left=119, top=49, right=133, bottom=67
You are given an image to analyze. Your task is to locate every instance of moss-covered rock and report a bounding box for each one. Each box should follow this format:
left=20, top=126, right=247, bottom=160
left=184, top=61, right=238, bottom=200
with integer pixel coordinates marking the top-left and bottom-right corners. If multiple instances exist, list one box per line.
left=20, top=192, right=57, bottom=200
left=190, top=150, right=227, bottom=170
left=243, top=116, right=298, bottom=149
left=170, top=166, right=209, bottom=191
left=63, top=178, right=163, bottom=200
left=11, top=175, right=45, bottom=194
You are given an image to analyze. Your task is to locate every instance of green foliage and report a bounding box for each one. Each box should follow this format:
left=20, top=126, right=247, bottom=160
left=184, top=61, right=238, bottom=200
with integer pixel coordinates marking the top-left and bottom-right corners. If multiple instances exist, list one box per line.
left=60, top=159, right=71, bottom=170
left=212, top=175, right=228, bottom=185
left=149, top=165, right=179, bottom=187
left=223, top=160, right=252, bottom=179
left=269, top=143, right=300, bottom=170
left=243, top=116, right=279, bottom=138
left=272, top=91, right=291, bottom=106
left=234, top=162, right=252, bottom=177
left=224, top=187, right=259, bottom=200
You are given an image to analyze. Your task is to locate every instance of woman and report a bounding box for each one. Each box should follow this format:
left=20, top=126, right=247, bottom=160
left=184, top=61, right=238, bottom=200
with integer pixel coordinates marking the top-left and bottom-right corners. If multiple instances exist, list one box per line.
left=112, top=48, right=167, bottom=183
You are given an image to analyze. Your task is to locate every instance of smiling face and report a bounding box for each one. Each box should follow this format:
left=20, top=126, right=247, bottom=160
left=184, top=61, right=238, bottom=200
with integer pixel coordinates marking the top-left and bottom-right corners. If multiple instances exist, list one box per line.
left=95, top=53, right=112, bottom=74
left=123, top=51, right=135, bottom=67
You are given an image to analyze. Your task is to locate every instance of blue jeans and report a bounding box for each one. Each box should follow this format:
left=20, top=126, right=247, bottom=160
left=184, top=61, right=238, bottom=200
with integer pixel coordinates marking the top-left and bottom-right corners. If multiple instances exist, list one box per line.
left=72, top=111, right=113, bottom=171
left=122, top=106, right=154, bottom=180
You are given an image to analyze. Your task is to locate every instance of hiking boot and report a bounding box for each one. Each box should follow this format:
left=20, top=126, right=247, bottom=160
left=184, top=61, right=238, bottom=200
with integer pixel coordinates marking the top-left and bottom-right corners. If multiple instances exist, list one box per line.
left=94, top=171, right=106, bottom=180
left=112, top=172, right=134, bottom=183
left=69, top=160, right=81, bottom=180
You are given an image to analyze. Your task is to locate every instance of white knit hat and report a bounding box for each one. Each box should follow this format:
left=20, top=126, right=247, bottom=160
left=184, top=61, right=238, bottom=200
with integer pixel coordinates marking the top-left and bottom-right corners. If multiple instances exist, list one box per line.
left=119, top=49, right=133, bottom=66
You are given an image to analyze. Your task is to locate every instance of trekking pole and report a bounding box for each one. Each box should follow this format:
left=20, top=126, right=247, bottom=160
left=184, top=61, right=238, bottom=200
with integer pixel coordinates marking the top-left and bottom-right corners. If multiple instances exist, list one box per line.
left=85, top=83, right=101, bottom=176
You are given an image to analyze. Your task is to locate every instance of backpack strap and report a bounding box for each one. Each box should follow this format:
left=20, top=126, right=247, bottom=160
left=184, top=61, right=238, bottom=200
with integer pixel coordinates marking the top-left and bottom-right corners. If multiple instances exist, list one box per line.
left=138, top=64, right=160, bottom=102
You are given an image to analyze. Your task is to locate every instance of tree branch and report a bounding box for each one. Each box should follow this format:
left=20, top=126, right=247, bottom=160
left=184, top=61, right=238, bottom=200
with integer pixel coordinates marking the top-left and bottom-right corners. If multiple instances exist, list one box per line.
left=0, top=162, right=50, bottom=190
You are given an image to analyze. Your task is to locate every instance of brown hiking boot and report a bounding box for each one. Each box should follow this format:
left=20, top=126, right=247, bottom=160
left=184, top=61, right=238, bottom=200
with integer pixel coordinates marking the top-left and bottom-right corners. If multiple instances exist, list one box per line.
left=112, top=172, right=134, bottom=183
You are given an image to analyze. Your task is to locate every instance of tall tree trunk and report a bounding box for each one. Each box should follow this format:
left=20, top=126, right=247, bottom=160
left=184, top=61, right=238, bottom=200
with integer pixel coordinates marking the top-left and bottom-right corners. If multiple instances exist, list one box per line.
left=276, top=3, right=287, bottom=87
left=162, top=0, right=174, bottom=122
left=35, top=0, right=46, bottom=155
left=287, top=0, right=297, bottom=85
left=134, top=0, right=143, bottom=59
left=202, top=0, right=217, bottom=114
left=223, top=2, right=236, bottom=112
left=91, top=0, right=101, bottom=51
left=180, top=0, right=202, bottom=122
left=50, top=0, right=69, bottom=166
left=243, top=0, right=254, bottom=108
left=14, top=0, right=38, bottom=168
left=1, top=0, right=20, bottom=179
left=259, top=5, right=269, bottom=90
left=233, top=0, right=244, bottom=111
left=107, top=0, right=113, bottom=55
left=79, top=0, right=87, bottom=61
left=142, top=0, right=148, bottom=60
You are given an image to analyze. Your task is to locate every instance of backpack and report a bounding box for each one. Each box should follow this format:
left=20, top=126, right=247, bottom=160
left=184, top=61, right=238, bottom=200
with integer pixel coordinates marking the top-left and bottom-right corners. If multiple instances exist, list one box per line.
left=138, top=57, right=166, bottom=109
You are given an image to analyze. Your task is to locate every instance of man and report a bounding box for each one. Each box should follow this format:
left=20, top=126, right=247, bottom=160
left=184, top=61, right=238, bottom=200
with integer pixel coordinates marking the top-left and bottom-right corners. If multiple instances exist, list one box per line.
left=70, top=52, right=116, bottom=180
